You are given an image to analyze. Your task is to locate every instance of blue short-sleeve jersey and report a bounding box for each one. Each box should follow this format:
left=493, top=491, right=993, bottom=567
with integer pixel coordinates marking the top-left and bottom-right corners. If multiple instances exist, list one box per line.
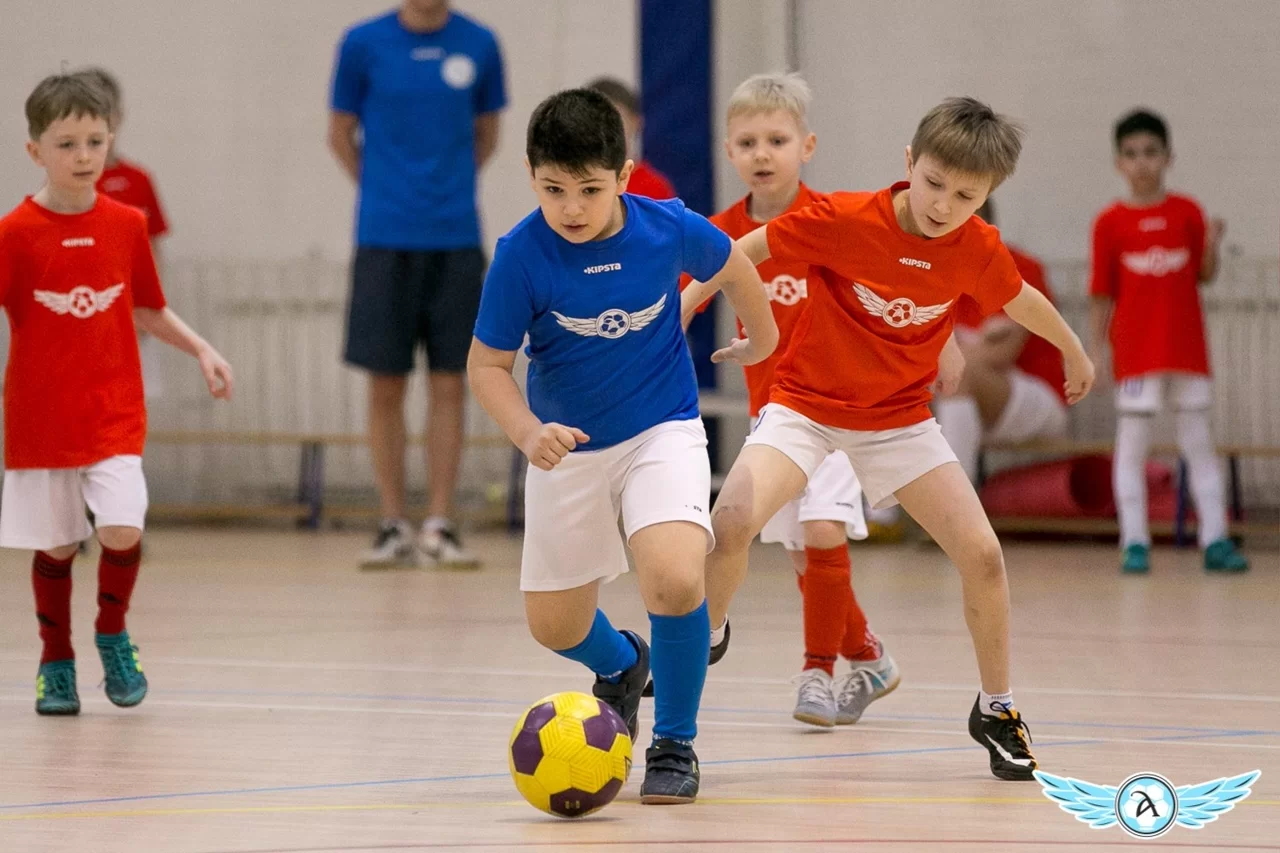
left=331, top=10, right=507, bottom=250
left=474, top=195, right=732, bottom=450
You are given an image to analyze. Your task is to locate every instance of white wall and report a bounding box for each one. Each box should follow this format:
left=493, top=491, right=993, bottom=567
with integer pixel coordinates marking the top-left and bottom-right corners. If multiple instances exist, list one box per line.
left=0, top=0, right=637, bottom=262
left=795, top=0, right=1280, bottom=267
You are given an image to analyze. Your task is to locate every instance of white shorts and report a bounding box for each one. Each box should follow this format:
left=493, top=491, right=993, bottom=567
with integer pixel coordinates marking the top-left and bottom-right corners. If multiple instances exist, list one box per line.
left=988, top=370, right=1069, bottom=443
left=745, top=404, right=957, bottom=511
left=1115, top=372, right=1212, bottom=414
left=520, top=419, right=714, bottom=592
left=759, top=448, right=868, bottom=551
left=0, top=455, right=148, bottom=550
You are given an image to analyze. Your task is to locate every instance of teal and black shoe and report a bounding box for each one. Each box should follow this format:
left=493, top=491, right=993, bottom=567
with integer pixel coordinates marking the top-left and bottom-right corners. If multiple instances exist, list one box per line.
left=36, top=659, right=80, bottom=716
left=96, top=632, right=148, bottom=707
left=1204, top=538, right=1249, bottom=572
left=1121, top=543, right=1150, bottom=574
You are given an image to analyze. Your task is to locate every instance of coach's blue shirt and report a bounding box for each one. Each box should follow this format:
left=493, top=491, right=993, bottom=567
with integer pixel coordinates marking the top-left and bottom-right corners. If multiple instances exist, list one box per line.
left=474, top=195, right=732, bottom=450
left=331, top=11, right=506, bottom=250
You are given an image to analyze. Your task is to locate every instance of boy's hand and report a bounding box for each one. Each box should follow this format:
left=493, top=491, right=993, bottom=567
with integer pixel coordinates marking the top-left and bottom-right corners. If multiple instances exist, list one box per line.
left=198, top=346, right=234, bottom=400
left=932, top=334, right=966, bottom=396
left=710, top=337, right=769, bottom=367
left=1063, top=348, right=1096, bottom=405
left=1207, top=217, right=1226, bottom=249
left=521, top=423, right=589, bottom=471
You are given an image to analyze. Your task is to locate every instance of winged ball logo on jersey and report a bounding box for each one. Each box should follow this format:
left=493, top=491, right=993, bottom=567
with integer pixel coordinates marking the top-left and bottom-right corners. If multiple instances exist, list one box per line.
left=1033, top=769, right=1260, bottom=839
left=852, top=282, right=951, bottom=329
left=34, top=283, right=126, bottom=319
left=553, top=294, right=667, bottom=340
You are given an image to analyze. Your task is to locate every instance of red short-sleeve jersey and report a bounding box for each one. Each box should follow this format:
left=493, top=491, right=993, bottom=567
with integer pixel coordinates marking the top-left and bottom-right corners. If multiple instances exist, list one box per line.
left=625, top=161, right=676, bottom=201
left=955, top=246, right=1067, bottom=402
left=764, top=182, right=1023, bottom=430
left=1089, top=193, right=1208, bottom=380
left=0, top=195, right=166, bottom=469
left=98, top=158, right=170, bottom=238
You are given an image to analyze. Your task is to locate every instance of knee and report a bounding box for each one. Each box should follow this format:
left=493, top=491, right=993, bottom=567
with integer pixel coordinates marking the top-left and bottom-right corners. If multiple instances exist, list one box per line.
left=526, top=613, right=589, bottom=652
left=97, top=526, right=141, bottom=551
left=803, top=520, right=847, bottom=551
left=429, top=372, right=466, bottom=406
left=710, top=500, right=757, bottom=555
left=646, top=573, right=703, bottom=617
left=370, top=375, right=408, bottom=409
left=961, top=535, right=1006, bottom=585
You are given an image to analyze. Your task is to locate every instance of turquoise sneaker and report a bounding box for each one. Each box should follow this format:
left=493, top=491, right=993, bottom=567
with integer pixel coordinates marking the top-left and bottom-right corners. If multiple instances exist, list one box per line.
left=1204, top=538, right=1249, bottom=572
left=36, top=659, right=81, bottom=716
left=1121, top=543, right=1150, bottom=574
left=95, top=632, right=148, bottom=707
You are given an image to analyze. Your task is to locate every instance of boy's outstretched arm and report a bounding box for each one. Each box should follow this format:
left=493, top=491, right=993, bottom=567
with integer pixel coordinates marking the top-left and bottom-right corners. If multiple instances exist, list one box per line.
left=704, top=243, right=779, bottom=367
left=466, top=339, right=587, bottom=471
left=679, top=225, right=776, bottom=327
left=133, top=307, right=233, bottom=399
left=1002, top=283, right=1095, bottom=404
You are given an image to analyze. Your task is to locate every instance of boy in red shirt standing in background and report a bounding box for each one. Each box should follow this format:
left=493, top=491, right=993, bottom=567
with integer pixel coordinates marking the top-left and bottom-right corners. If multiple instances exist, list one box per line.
left=80, top=66, right=171, bottom=400
left=0, top=74, right=233, bottom=715
left=1089, top=109, right=1247, bottom=574
left=685, top=73, right=896, bottom=729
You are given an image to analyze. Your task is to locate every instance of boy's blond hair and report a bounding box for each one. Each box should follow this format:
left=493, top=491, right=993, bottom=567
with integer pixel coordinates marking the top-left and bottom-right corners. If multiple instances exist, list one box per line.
left=24, top=74, right=112, bottom=139
left=726, top=72, right=812, bottom=129
left=911, top=97, right=1024, bottom=190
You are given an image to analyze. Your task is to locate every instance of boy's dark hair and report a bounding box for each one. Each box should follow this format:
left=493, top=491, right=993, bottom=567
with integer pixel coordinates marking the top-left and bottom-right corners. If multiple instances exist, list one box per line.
left=586, top=77, right=640, bottom=117
left=25, top=73, right=113, bottom=139
left=911, top=97, right=1024, bottom=190
left=1114, top=109, right=1168, bottom=150
left=74, top=67, right=123, bottom=114
left=527, top=89, right=627, bottom=176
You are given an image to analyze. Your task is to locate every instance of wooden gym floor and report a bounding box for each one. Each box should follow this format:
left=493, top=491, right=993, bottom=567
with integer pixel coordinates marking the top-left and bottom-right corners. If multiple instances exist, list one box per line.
left=0, top=528, right=1276, bottom=852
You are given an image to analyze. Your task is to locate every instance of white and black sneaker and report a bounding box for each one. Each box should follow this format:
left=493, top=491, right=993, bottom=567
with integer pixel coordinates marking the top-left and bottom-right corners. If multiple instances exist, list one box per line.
left=418, top=520, right=480, bottom=569
left=968, top=695, right=1038, bottom=781
left=359, top=520, right=417, bottom=570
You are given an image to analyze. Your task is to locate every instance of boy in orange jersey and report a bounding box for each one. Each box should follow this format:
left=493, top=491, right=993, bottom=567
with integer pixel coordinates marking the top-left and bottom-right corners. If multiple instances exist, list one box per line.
left=685, top=97, right=1095, bottom=781
left=683, top=73, right=897, bottom=729
left=1089, top=109, right=1246, bottom=574
left=0, top=74, right=233, bottom=715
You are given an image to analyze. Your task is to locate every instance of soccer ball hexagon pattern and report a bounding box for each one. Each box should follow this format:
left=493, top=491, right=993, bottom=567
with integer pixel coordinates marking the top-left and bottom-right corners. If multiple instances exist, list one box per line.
left=508, top=691, right=632, bottom=818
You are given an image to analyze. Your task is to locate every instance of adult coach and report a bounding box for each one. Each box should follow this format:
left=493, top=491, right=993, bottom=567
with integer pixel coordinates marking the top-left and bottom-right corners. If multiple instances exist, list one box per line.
left=328, top=0, right=506, bottom=568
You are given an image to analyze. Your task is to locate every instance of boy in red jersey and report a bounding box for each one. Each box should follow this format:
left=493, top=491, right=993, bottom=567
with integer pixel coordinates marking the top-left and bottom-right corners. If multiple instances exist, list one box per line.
left=686, top=73, right=896, bottom=729
left=1089, top=109, right=1246, bottom=574
left=937, top=198, right=1068, bottom=482
left=685, top=97, right=1095, bottom=781
left=78, top=67, right=171, bottom=400
left=587, top=78, right=676, bottom=200
left=0, top=74, right=233, bottom=716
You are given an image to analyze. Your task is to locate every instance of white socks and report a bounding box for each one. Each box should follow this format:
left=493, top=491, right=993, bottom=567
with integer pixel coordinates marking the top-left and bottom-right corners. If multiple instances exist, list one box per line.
left=935, top=396, right=984, bottom=483
left=1113, top=414, right=1153, bottom=547
left=979, top=689, right=1015, bottom=715
left=1175, top=409, right=1228, bottom=546
left=1114, top=410, right=1228, bottom=548
left=710, top=617, right=728, bottom=647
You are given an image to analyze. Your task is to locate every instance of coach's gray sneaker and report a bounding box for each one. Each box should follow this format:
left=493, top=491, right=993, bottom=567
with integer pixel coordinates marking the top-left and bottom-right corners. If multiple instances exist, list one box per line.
left=418, top=521, right=480, bottom=569
left=792, top=668, right=837, bottom=728
left=359, top=520, right=417, bottom=569
left=834, top=652, right=901, bottom=725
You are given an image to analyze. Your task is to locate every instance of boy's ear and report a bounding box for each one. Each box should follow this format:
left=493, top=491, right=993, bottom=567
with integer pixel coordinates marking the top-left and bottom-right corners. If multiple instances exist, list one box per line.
left=800, top=132, right=817, bottom=163
left=25, top=139, right=42, bottom=167
left=617, top=159, right=635, bottom=193
left=903, top=145, right=914, bottom=179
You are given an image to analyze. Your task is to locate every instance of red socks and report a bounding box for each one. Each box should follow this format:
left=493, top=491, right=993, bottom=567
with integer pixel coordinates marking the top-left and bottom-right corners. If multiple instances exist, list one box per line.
left=797, top=546, right=880, bottom=673
left=96, top=542, right=142, bottom=635
left=32, top=551, right=75, bottom=663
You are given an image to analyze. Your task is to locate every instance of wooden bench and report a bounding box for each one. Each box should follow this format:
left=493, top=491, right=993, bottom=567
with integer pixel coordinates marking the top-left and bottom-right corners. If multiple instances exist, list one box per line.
left=146, top=430, right=511, bottom=528
left=980, top=439, right=1280, bottom=543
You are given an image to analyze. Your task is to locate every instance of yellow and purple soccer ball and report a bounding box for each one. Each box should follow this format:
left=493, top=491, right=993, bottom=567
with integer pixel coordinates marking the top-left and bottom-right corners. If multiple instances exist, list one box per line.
left=508, top=691, right=632, bottom=818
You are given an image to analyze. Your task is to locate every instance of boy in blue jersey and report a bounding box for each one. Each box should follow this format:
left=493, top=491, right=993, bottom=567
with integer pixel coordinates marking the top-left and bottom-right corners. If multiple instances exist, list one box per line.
left=329, top=0, right=506, bottom=569
left=468, top=89, right=778, bottom=804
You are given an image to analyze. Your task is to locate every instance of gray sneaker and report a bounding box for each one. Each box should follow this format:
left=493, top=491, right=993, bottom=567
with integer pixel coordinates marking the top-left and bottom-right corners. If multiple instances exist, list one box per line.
left=359, top=520, right=417, bottom=569
left=834, top=652, right=900, bottom=725
left=792, top=668, right=837, bottom=728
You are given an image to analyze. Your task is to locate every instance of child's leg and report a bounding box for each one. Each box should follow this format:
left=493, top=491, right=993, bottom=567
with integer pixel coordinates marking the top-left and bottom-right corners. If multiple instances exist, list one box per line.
left=795, top=523, right=851, bottom=675
left=706, top=444, right=814, bottom=630
left=895, top=462, right=1009, bottom=695
left=95, top=526, right=142, bottom=635
left=33, top=546, right=78, bottom=664
left=1114, top=376, right=1161, bottom=550
left=525, top=582, right=639, bottom=679
left=1175, top=408, right=1227, bottom=546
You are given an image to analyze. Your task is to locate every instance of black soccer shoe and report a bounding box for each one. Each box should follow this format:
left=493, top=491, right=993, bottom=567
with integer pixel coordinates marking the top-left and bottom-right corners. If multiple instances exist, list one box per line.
left=639, top=738, right=700, bottom=804
left=591, top=630, right=649, bottom=741
left=642, top=617, right=730, bottom=698
left=968, top=694, right=1038, bottom=781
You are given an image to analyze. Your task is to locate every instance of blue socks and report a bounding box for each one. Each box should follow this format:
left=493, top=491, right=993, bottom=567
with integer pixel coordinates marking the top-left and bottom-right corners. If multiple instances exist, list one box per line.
left=554, top=609, right=637, bottom=681
left=649, top=600, right=710, bottom=744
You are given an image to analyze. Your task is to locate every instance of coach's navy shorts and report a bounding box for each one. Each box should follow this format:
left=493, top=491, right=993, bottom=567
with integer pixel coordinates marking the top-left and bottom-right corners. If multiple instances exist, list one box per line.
left=343, top=246, right=485, bottom=374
